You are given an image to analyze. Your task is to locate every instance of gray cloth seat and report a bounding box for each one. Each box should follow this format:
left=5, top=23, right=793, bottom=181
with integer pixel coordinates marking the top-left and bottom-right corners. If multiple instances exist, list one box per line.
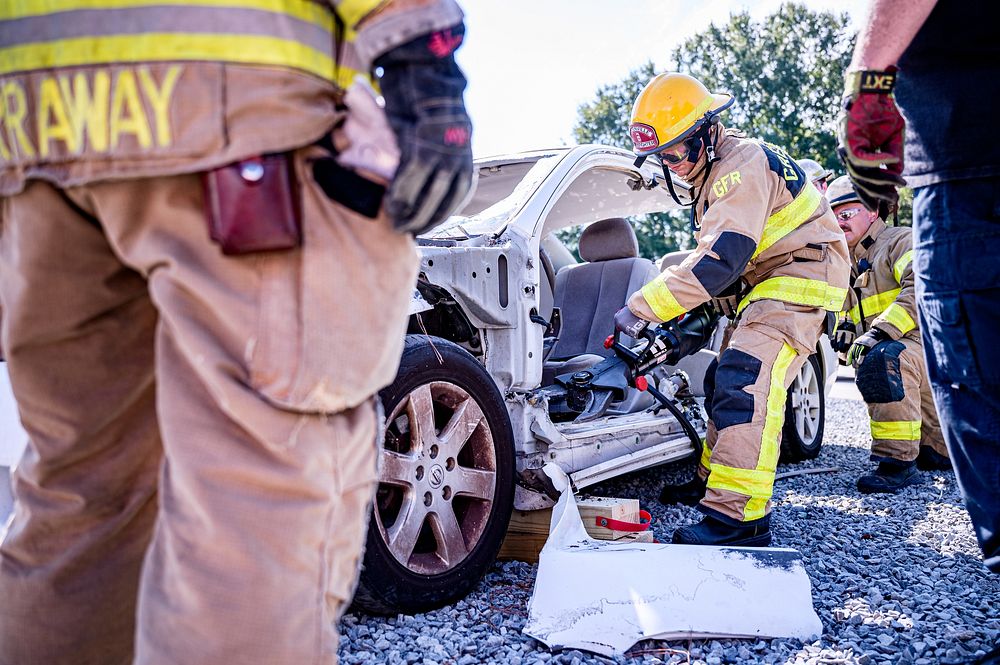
left=543, top=218, right=660, bottom=391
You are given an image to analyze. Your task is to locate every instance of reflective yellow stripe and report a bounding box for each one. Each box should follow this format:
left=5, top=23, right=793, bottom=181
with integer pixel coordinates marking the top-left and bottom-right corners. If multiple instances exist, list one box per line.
left=706, top=343, right=795, bottom=522
left=641, top=276, right=686, bottom=322
left=707, top=465, right=775, bottom=506
left=0, top=34, right=361, bottom=87
left=893, top=250, right=914, bottom=283
left=752, top=183, right=822, bottom=259
left=700, top=439, right=712, bottom=471
left=335, top=0, right=387, bottom=27
left=871, top=420, right=921, bottom=441
left=847, top=288, right=900, bottom=325
left=879, top=302, right=916, bottom=334
left=737, top=276, right=847, bottom=315
left=758, top=343, right=796, bottom=474
left=0, top=0, right=334, bottom=27
left=664, top=96, right=713, bottom=144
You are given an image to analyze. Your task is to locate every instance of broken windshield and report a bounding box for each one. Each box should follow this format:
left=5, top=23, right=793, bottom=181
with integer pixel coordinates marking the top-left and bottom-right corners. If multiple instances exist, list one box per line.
left=423, top=153, right=566, bottom=240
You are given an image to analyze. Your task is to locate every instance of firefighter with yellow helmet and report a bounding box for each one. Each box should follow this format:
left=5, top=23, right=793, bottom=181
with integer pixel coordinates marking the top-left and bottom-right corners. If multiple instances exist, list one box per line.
left=615, top=73, right=851, bottom=546
left=826, top=175, right=950, bottom=492
left=0, top=1, right=471, bottom=662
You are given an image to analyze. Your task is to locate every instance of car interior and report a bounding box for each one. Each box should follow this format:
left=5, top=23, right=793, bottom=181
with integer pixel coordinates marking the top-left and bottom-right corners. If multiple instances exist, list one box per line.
left=536, top=218, right=661, bottom=415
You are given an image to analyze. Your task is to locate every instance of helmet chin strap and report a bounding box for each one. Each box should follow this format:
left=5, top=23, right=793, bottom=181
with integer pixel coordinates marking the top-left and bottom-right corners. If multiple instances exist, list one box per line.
left=655, top=119, right=722, bottom=230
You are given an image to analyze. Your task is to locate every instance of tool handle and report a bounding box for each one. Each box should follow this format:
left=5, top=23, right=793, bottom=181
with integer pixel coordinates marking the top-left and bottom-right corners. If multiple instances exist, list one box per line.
left=595, top=510, right=652, bottom=532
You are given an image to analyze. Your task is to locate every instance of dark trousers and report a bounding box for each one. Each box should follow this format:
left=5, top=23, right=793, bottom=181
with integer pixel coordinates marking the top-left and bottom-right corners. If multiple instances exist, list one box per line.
left=913, top=175, right=1000, bottom=573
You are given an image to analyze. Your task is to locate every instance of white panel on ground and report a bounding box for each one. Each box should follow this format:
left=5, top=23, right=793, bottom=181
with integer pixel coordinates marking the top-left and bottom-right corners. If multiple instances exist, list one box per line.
left=523, top=465, right=823, bottom=657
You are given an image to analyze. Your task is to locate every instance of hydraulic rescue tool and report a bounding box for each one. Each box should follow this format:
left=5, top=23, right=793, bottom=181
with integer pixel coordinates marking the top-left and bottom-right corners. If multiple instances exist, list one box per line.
left=543, top=304, right=720, bottom=449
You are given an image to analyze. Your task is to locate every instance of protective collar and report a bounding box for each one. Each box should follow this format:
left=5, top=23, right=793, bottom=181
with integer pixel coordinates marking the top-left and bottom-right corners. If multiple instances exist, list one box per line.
left=851, top=217, right=887, bottom=264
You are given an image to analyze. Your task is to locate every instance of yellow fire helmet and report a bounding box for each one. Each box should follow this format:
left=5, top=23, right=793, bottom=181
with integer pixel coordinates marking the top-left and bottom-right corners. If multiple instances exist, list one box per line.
left=629, top=72, right=734, bottom=157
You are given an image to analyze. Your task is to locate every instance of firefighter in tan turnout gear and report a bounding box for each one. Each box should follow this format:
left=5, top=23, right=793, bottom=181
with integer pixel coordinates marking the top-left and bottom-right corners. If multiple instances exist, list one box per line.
left=615, top=72, right=850, bottom=547
left=826, top=176, right=950, bottom=493
left=0, top=1, right=472, bottom=663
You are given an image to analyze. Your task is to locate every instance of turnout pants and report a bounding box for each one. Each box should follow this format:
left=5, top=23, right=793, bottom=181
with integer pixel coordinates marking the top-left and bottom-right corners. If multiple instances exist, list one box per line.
left=858, top=336, right=946, bottom=463
left=698, top=300, right=826, bottom=524
left=0, top=147, right=418, bottom=664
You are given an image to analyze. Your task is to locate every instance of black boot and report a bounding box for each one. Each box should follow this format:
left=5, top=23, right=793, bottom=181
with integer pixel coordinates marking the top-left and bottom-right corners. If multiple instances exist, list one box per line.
left=916, top=446, right=952, bottom=471
left=659, top=476, right=707, bottom=506
left=672, top=514, right=771, bottom=547
left=857, top=460, right=922, bottom=494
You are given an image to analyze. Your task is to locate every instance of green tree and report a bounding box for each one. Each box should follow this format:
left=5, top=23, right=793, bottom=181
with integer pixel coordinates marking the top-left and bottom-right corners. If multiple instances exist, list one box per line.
left=673, top=3, right=854, bottom=173
left=570, top=3, right=856, bottom=259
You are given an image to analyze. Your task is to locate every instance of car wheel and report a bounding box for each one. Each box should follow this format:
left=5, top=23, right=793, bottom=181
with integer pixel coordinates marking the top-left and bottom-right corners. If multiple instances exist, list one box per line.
left=780, top=353, right=825, bottom=463
left=352, top=335, right=515, bottom=615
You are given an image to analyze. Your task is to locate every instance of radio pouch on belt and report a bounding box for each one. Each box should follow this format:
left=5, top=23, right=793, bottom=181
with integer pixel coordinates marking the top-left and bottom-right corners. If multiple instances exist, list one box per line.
left=203, top=153, right=302, bottom=255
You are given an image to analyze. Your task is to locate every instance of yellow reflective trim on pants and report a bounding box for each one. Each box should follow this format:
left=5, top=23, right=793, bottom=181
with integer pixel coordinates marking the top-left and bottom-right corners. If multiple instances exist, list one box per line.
left=700, top=439, right=712, bottom=471
left=707, top=465, right=775, bottom=504
left=0, top=34, right=362, bottom=87
left=879, top=302, right=916, bottom=334
left=758, top=343, right=796, bottom=474
left=871, top=420, right=921, bottom=441
left=893, top=249, right=914, bottom=283
left=641, top=276, right=686, bottom=322
left=705, top=343, right=795, bottom=522
left=752, top=183, right=822, bottom=259
left=1, top=0, right=335, bottom=28
left=737, top=276, right=848, bottom=315
left=847, top=288, right=900, bottom=325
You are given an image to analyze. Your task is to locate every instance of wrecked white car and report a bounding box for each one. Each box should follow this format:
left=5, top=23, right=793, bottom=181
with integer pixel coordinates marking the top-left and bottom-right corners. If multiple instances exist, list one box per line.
left=354, top=145, right=838, bottom=614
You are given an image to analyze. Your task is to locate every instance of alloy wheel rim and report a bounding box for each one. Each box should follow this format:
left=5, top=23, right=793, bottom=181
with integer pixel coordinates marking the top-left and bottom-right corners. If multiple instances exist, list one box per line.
left=376, top=382, right=497, bottom=575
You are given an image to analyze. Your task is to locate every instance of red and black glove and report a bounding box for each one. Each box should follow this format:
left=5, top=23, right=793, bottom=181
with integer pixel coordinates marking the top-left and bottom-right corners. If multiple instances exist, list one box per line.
left=837, top=68, right=907, bottom=219
left=374, top=24, right=474, bottom=235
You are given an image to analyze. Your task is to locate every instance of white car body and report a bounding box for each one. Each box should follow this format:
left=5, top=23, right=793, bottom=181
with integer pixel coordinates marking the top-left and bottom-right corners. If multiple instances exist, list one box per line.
left=415, top=144, right=838, bottom=510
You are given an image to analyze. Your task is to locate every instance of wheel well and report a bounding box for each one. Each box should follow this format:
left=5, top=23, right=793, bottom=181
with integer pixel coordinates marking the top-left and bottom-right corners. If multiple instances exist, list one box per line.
left=408, top=280, right=484, bottom=357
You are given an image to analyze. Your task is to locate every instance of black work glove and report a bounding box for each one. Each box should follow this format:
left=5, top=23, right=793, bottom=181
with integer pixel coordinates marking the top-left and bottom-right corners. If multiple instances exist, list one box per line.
left=847, top=327, right=889, bottom=368
left=374, top=23, right=474, bottom=235
left=614, top=307, right=650, bottom=338
left=830, top=319, right=857, bottom=353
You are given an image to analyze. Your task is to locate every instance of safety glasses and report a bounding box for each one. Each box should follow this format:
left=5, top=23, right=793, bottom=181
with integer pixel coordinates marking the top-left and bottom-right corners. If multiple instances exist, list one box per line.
left=660, top=146, right=689, bottom=164
left=836, top=208, right=862, bottom=222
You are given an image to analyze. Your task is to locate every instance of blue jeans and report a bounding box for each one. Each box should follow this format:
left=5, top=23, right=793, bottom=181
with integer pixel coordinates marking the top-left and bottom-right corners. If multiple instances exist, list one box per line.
left=913, top=175, right=1000, bottom=573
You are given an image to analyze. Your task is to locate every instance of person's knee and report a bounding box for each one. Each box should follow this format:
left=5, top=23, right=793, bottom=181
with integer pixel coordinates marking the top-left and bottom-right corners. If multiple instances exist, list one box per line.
left=711, top=348, right=762, bottom=430
left=857, top=340, right=907, bottom=403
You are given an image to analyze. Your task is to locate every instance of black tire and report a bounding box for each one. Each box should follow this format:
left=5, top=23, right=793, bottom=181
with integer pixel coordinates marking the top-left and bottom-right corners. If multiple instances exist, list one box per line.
left=352, top=335, right=515, bottom=615
left=780, top=352, right=825, bottom=463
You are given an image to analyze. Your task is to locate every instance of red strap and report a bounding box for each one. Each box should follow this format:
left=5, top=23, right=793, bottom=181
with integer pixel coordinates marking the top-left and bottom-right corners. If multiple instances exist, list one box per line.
left=594, top=510, right=652, bottom=532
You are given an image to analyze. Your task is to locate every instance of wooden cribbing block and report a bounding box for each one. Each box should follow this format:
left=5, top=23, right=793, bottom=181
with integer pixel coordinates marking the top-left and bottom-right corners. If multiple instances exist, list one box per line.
left=497, top=496, right=653, bottom=563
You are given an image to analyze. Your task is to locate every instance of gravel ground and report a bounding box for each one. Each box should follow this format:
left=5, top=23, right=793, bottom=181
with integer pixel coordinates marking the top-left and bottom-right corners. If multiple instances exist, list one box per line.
left=339, top=398, right=1000, bottom=665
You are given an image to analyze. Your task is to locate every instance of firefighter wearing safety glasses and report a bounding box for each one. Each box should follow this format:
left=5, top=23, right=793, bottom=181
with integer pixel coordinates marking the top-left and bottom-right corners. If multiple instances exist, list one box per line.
left=827, top=176, right=950, bottom=493
left=615, top=72, right=850, bottom=547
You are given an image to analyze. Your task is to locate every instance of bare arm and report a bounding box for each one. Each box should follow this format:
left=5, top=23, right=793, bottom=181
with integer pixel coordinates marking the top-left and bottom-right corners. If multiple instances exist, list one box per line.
left=850, top=0, right=938, bottom=70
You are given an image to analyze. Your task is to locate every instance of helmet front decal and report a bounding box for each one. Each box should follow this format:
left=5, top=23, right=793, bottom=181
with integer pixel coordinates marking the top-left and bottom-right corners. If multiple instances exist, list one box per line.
left=629, top=123, right=659, bottom=152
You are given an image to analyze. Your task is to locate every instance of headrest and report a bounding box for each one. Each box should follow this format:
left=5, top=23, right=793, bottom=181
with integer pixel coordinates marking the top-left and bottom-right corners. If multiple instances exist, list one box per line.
left=578, top=218, right=639, bottom=262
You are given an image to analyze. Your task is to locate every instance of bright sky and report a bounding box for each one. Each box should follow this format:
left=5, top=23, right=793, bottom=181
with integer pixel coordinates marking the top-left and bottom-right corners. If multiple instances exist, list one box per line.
left=456, top=0, right=870, bottom=158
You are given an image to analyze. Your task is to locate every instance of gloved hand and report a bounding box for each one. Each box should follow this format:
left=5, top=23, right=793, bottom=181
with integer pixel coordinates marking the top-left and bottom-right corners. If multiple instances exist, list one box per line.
left=847, top=327, right=889, bottom=368
left=614, top=306, right=650, bottom=338
left=837, top=68, right=907, bottom=219
left=830, top=319, right=857, bottom=353
left=374, top=23, right=474, bottom=235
